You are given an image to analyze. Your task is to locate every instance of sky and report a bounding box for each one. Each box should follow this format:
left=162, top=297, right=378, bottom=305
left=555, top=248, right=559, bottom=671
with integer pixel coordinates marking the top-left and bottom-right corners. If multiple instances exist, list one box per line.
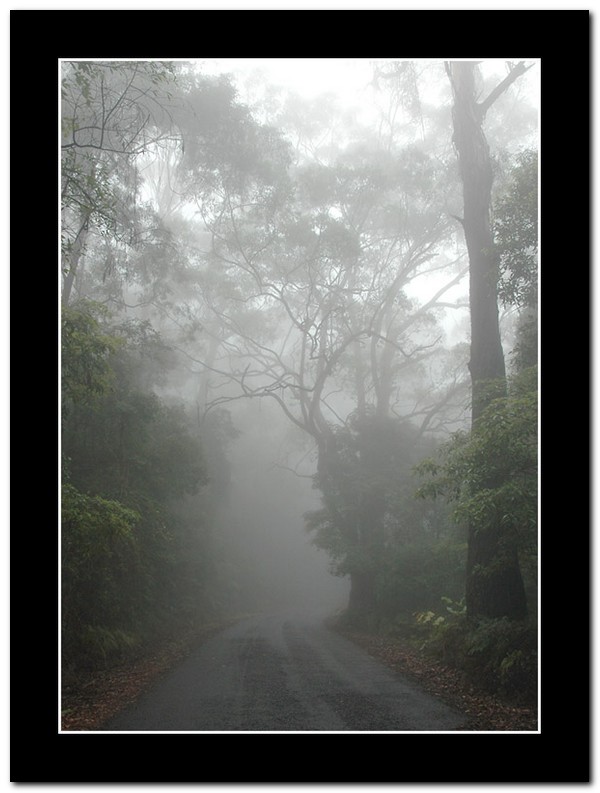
left=193, top=57, right=538, bottom=347
left=198, top=57, right=539, bottom=123
left=200, top=57, right=375, bottom=101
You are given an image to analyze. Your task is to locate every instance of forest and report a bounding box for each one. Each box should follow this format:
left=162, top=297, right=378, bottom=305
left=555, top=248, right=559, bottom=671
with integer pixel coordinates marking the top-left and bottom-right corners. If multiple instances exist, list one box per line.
left=60, top=58, right=539, bottom=722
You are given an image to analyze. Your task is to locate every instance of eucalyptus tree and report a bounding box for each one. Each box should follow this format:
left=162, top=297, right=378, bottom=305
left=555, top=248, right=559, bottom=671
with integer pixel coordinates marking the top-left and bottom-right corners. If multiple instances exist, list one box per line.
left=445, top=60, right=535, bottom=621
left=183, top=100, right=471, bottom=617
left=130, top=71, right=295, bottom=417
left=445, top=61, right=533, bottom=419
left=61, top=63, right=295, bottom=402
left=373, top=59, right=539, bottom=623
left=60, top=63, right=294, bottom=668
left=61, top=61, right=180, bottom=304
left=61, top=62, right=487, bottom=622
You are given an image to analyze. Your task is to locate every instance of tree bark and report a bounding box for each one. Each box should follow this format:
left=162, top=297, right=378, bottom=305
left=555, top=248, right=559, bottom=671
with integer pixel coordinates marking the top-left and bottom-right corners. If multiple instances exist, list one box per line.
left=447, top=62, right=527, bottom=621
left=448, top=62, right=506, bottom=420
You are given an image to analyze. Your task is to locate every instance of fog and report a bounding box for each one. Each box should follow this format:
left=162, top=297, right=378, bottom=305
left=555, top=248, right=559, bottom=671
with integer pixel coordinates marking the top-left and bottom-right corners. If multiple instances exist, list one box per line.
left=60, top=57, right=539, bottom=692
left=214, top=398, right=349, bottom=617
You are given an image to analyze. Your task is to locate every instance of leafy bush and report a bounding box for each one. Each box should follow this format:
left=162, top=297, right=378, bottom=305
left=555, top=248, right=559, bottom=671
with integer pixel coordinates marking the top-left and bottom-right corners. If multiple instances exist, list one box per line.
left=61, top=303, right=217, bottom=678
left=414, top=604, right=537, bottom=703
left=415, top=366, right=538, bottom=619
left=414, top=596, right=468, bottom=665
left=498, top=649, right=538, bottom=700
left=61, top=483, right=143, bottom=672
left=81, top=626, right=140, bottom=662
left=375, top=541, right=466, bottom=619
left=464, top=617, right=537, bottom=702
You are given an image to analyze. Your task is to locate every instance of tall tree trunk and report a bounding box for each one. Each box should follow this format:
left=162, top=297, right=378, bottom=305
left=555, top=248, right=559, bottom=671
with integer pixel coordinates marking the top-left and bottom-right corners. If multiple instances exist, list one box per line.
left=448, top=62, right=506, bottom=419
left=447, top=61, right=528, bottom=621
left=316, top=429, right=380, bottom=622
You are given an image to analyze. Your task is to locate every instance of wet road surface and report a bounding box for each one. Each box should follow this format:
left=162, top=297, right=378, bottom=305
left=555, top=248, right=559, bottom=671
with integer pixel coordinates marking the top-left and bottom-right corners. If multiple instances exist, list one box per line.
left=102, top=611, right=468, bottom=731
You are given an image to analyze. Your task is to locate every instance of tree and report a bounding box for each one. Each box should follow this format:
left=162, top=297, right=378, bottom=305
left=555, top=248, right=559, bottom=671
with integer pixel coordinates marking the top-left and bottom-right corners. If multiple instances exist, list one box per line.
left=306, top=412, right=450, bottom=620
left=494, top=149, right=538, bottom=312
left=446, top=61, right=534, bottom=620
left=61, top=61, right=179, bottom=304
left=61, top=300, right=121, bottom=410
left=494, top=149, right=538, bottom=373
left=61, top=301, right=216, bottom=674
left=61, top=483, right=141, bottom=669
left=60, top=66, right=303, bottom=674
left=61, top=59, right=537, bottom=635
left=188, top=117, right=470, bottom=619
left=416, top=365, right=538, bottom=617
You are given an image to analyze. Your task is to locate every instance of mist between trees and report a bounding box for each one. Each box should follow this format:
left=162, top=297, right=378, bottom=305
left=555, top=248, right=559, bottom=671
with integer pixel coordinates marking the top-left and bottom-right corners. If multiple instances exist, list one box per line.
left=61, top=59, right=538, bottom=703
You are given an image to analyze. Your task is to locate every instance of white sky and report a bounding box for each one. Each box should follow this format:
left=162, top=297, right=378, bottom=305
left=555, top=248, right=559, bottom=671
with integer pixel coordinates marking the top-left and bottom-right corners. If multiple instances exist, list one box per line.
left=198, top=57, right=539, bottom=106
left=195, top=58, right=539, bottom=346
left=200, top=57, right=375, bottom=101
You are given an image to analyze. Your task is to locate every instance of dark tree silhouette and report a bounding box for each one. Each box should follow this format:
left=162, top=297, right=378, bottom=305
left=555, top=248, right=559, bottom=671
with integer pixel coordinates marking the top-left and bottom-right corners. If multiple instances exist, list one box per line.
left=446, top=61, right=533, bottom=621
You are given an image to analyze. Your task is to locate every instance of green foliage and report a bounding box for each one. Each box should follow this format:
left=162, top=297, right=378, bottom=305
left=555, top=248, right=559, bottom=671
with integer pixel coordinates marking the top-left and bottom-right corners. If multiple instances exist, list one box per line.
left=61, top=151, right=119, bottom=247
left=81, top=626, right=140, bottom=662
left=415, top=366, right=538, bottom=617
left=61, top=483, right=142, bottom=668
left=375, top=540, right=466, bottom=619
left=413, top=596, right=470, bottom=666
left=61, top=301, right=122, bottom=407
left=416, top=367, right=537, bottom=542
left=61, top=64, right=287, bottom=677
left=61, top=61, right=177, bottom=158
left=463, top=617, right=537, bottom=701
left=305, top=415, right=466, bottom=624
left=414, top=602, right=537, bottom=703
left=61, top=61, right=182, bottom=297
left=175, top=73, right=292, bottom=203
left=62, top=306, right=207, bottom=505
left=61, top=304, right=217, bottom=677
left=59, top=61, right=538, bottom=688
left=415, top=594, right=465, bottom=623
left=61, top=482, right=139, bottom=554
left=494, top=150, right=538, bottom=309
left=510, top=310, right=538, bottom=373
left=306, top=417, right=433, bottom=580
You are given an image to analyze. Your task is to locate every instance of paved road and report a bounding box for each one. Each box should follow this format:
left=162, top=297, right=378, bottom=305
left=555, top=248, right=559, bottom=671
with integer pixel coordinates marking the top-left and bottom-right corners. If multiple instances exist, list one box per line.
left=103, top=611, right=468, bottom=732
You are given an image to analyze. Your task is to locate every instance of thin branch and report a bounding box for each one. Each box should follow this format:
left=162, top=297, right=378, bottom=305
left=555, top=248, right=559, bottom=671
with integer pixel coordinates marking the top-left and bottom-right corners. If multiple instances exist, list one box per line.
left=372, top=333, right=443, bottom=359
left=478, top=61, right=535, bottom=118
left=269, top=463, right=315, bottom=480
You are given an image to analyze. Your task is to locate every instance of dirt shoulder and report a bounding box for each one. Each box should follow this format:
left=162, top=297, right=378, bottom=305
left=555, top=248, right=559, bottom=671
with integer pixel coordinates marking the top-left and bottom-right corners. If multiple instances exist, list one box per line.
left=61, top=615, right=537, bottom=732
left=61, top=619, right=242, bottom=731
left=333, top=625, right=538, bottom=731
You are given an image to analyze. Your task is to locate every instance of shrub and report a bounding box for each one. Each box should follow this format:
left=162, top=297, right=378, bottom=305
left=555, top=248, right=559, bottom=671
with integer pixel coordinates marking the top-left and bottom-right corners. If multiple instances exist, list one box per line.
left=415, top=604, right=537, bottom=703
left=463, top=617, right=537, bottom=702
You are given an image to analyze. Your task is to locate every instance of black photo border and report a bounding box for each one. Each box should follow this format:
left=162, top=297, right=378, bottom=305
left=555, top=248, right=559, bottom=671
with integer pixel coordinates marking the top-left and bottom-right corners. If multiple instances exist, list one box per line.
left=9, top=6, right=591, bottom=785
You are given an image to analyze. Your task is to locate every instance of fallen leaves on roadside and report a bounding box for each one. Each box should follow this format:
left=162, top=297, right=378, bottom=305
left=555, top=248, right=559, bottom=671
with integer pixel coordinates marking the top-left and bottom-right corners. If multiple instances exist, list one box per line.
left=334, top=628, right=538, bottom=732
left=61, top=620, right=239, bottom=731
left=61, top=617, right=538, bottom=732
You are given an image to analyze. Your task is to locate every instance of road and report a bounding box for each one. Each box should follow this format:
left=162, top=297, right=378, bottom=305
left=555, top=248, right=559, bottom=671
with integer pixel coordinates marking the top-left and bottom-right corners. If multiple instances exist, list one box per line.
left=102, top=611, right=468, bottom=732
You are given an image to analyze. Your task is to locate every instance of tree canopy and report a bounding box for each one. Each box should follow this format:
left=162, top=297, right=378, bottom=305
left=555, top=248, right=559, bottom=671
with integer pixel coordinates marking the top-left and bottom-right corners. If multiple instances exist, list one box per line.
left=60, top=59, right=538, bottom=699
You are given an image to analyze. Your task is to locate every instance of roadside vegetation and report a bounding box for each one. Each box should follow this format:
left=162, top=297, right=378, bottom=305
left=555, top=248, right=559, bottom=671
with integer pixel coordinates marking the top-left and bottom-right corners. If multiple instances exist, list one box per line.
left=61, top=59, right=539, bottom=724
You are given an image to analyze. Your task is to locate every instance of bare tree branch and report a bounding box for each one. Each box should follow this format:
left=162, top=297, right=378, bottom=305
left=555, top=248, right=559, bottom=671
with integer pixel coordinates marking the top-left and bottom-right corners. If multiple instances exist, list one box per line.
left=478, top=61, right=535, bottom=118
